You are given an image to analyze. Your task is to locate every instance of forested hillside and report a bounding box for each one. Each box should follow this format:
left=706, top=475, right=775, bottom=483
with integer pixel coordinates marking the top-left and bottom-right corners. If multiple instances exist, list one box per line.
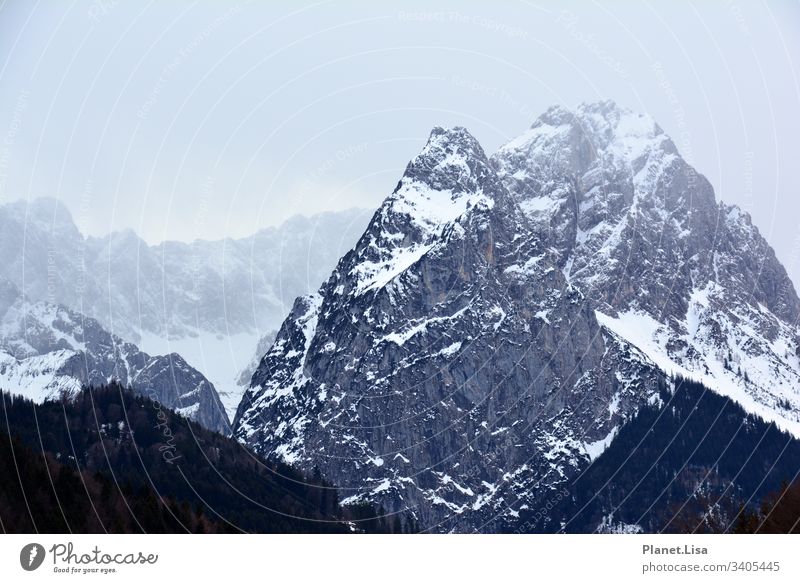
left=0, top=384, right=403, bottom=533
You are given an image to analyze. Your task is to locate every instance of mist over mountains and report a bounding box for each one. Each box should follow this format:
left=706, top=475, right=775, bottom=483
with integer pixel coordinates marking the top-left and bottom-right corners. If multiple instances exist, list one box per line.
left=0, top=200, right=370, bottom=417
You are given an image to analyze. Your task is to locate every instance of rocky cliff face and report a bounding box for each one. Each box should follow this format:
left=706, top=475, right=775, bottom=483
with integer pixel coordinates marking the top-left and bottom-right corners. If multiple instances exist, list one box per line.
left=492, top=101, right=800, bottom=434
left=234, top=123, right=664, bottom=531
left=0, top=277, right=230, bottom=434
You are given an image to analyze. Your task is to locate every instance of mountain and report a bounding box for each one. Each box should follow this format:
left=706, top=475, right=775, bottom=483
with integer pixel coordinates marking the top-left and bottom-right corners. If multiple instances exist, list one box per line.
left=0, top=200, right=370, bottom=417
left=233, top=102, right=800, bottom=533
left=0, top=276, right=229, bottom=434
left=236, top=329, right=277, bottom=387
left=492, top=101, right=800, bottom=434
left=234, top=123, right=663, bottom=531
left=0, top=385, right=396, bottom=533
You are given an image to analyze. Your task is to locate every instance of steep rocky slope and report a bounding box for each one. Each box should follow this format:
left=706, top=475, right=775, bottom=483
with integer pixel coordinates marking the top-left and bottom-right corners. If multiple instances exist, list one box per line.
left=493, top=101, right=800, bottom=434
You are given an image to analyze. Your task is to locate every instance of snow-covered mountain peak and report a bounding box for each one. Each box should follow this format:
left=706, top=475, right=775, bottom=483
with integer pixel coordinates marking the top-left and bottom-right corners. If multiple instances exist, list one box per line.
left=414, top=125, right=485, bottom=164
left=536, top=99, right=661, bottom=141
left=578, top=102, right=672, bottom=161
left=492, top=101, right=704, bottom=291
left=234, top=117, right=667, bottom=531
left=402, top=125, right=499, bottom=197
left=334, top=126, right=506, bottom=297
left=496, top=100, right=675, bottom=186
left=491, top=102, right=800, bottom=439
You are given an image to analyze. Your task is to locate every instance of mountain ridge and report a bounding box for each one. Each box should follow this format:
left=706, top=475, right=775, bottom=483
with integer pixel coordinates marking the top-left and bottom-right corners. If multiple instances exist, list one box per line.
left=0, top=275, right=230, bottom=433
left=0, top=199, right=371, bottom=341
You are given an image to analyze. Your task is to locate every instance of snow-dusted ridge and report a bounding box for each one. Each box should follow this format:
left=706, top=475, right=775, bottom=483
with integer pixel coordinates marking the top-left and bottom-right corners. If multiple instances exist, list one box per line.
left=344, top=126, right=499, bottom=297
left=0, top=276, right=230, bottom=433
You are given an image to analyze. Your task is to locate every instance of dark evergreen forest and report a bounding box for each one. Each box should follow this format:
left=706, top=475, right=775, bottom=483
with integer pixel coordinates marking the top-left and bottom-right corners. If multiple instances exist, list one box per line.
left=0, top=384, right=410, bottom=533
left=3, top=378, right=796, bottom=534
left=513, top=377, right=800, bottom=533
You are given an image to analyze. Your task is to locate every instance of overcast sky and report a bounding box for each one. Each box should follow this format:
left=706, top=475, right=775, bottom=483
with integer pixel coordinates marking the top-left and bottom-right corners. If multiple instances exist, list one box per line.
left=1, top=0, right=799, bottom=281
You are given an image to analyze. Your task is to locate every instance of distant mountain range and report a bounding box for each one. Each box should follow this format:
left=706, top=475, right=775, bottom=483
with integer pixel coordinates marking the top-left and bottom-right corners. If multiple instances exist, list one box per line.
left=0, top=200, right=369, bottom=418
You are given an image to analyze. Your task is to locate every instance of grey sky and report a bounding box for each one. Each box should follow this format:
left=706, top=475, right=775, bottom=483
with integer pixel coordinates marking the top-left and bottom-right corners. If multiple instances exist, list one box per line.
left=1, top=1, right=799, bottom=282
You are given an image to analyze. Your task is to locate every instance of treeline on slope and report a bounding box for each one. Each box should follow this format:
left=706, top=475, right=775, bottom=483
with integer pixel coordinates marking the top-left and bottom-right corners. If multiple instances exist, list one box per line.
left=512, top=376, right=800, bottom=533
left=0, top=384, right=405, bottom=533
